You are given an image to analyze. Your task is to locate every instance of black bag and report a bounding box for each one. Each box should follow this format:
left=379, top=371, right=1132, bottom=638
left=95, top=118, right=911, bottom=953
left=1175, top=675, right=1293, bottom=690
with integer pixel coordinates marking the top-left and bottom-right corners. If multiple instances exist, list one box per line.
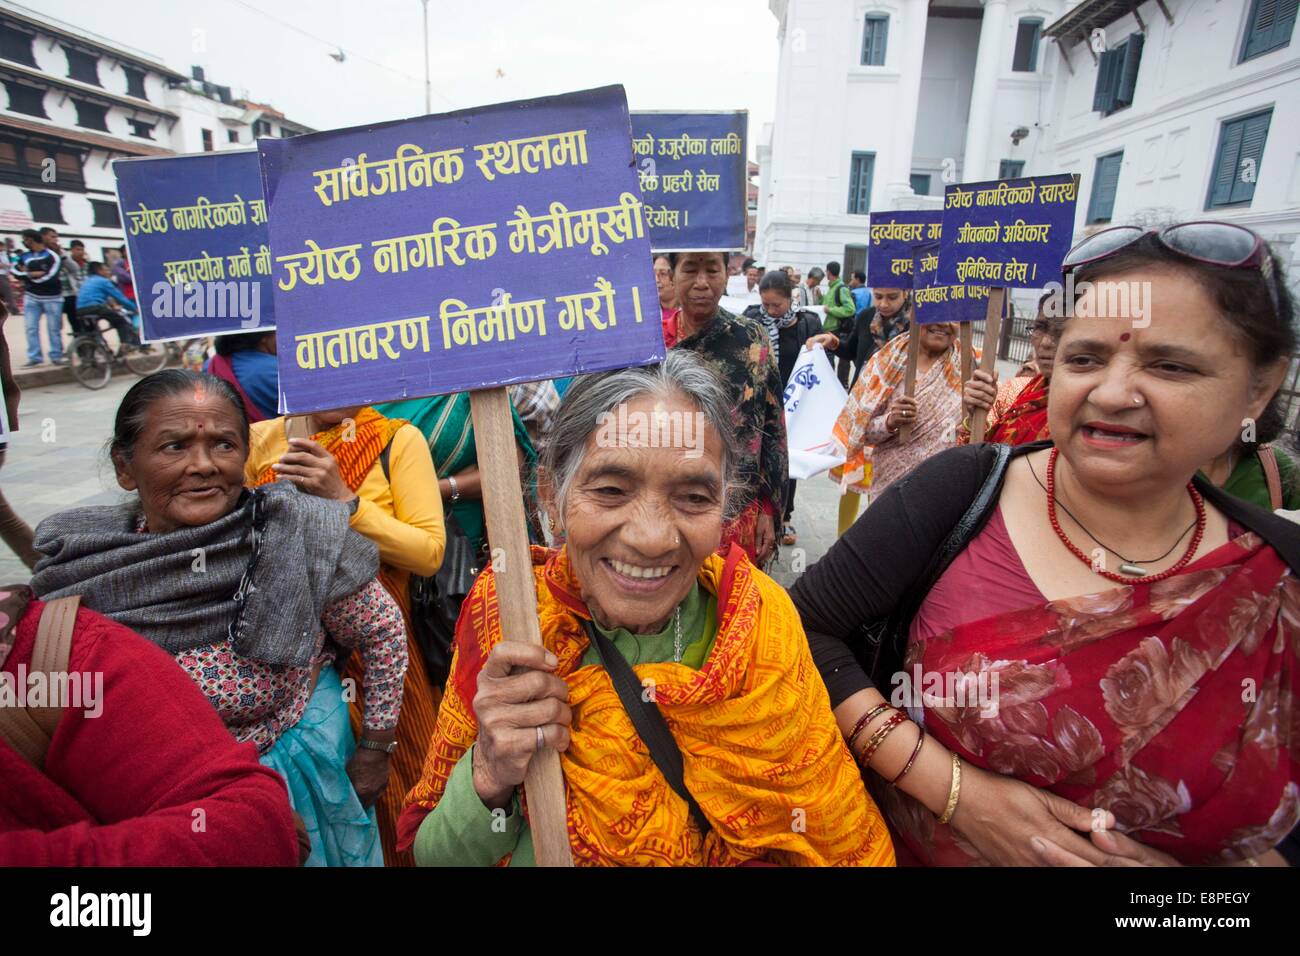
left=409, top=513, right=480, bottom=688
left=379, top=442, right=482, bottom=688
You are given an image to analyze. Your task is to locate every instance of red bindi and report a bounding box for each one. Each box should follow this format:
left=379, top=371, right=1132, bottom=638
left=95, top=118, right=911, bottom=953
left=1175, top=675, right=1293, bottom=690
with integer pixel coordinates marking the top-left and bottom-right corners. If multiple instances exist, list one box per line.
left=1119, top=332, right=1131, bottom=342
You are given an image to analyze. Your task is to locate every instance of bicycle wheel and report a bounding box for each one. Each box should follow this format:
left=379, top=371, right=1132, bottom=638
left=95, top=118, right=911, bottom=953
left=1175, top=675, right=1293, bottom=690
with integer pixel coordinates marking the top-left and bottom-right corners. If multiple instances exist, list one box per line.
left=125, top=343, right=168, bottom=376
left=71, top=338, right=113, bottom=390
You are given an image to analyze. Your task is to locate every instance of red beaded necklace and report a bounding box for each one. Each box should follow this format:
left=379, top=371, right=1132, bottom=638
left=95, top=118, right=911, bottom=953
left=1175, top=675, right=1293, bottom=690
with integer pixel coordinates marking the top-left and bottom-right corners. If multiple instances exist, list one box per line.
left=1045, top=448, right=1207, bottom=584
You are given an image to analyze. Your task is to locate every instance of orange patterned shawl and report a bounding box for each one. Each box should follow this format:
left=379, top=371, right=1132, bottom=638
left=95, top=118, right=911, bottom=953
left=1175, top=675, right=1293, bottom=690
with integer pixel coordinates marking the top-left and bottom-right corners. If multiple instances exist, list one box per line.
left=250, top=407, right=407, bottom=492
left=399, top=545, right=895, bottom=867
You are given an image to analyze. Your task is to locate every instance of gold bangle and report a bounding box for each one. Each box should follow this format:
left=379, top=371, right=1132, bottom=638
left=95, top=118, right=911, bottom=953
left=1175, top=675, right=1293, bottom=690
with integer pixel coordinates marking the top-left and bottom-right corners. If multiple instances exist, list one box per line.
left=937, top=753, right=962, bottom=825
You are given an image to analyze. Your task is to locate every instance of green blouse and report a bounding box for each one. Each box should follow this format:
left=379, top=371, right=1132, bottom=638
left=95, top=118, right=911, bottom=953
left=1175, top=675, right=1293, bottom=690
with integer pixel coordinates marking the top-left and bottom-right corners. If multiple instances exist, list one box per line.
left=413, top=583, right=718, bottom=867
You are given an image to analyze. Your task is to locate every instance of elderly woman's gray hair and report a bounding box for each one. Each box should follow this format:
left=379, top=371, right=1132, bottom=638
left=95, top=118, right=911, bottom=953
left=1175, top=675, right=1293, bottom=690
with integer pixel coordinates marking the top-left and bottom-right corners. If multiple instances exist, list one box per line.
left=541, top=350, right=745, bottom=523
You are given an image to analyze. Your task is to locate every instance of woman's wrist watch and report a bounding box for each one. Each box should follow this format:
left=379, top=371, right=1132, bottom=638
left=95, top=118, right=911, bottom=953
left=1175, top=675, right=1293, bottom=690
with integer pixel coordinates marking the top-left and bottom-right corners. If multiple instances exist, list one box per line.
left=358, top=737, right=398, bottom=754
left=447, top=474, right=461, bottom=503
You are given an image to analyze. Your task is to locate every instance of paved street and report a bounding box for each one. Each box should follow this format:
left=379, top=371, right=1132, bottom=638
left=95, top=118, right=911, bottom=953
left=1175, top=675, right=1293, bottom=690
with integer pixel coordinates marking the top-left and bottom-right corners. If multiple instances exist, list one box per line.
left=0, top=375, right=137, bottom=582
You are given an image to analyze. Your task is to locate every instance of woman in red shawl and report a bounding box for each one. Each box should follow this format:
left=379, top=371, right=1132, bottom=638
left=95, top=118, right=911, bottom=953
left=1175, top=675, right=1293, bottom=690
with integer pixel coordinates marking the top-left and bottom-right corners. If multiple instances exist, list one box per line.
left=958, top=299, right=1055, bottom=446
left=794, top=223, right=1300, bottom=866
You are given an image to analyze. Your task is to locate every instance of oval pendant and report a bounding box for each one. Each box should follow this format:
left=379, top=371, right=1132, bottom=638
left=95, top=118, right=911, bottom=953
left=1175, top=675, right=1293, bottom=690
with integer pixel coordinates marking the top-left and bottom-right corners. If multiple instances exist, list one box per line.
left=1118, top=562, right=1147, bottom=577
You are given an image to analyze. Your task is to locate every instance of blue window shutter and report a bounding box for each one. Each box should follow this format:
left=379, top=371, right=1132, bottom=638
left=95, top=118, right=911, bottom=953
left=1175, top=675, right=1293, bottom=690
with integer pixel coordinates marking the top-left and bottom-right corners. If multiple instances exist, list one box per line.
left=1116, top=33, right=1144, bottom=107
left=1093, top=48, right=1121, bottom=112
left=1228, top=110, right=1271, bottom=205
left=1087, top=152, right=1123, bottom=223
left=863, top=16, right=890, bottom=66
left=1243, top=0, right=1299, bottom=60
left=999, top=159, right=1025, bottom=179
left=1208, top=120, right=1246, bottom=207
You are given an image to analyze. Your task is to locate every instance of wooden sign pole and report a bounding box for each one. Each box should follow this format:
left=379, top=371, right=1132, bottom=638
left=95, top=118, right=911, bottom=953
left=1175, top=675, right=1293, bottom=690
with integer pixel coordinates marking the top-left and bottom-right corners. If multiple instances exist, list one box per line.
left=896, top=319, right=923, bottom=444
left=969, top=288, right=1007, bottom=443
left=959, top=322, right=974, bottom=387
left=284, top=414, right=313, bottom=442
left=469, top=386, right=574, bottom=868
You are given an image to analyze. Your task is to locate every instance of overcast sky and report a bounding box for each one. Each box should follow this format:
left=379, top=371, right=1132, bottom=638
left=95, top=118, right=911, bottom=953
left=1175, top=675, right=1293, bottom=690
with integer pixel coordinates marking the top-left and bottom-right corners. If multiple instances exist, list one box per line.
left=36, top=0, right=779, bottom=157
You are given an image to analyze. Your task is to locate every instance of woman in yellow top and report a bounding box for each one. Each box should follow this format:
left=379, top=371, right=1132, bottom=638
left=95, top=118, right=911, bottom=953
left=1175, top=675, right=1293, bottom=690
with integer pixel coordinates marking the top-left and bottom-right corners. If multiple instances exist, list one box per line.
left=399, top=351, right=894, bottom=866
left=246, top=405, right=445, bottom=866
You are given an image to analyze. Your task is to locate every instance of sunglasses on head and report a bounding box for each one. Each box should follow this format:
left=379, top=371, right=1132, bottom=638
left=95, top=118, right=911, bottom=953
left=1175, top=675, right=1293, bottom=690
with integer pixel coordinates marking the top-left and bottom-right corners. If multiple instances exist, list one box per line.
left=1061, top=220, right=1280, bottom=316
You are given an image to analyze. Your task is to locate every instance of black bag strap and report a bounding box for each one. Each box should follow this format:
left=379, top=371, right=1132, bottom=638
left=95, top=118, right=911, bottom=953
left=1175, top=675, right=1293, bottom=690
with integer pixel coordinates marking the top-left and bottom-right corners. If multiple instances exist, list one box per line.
left=580, top=618, right=711, bottom=836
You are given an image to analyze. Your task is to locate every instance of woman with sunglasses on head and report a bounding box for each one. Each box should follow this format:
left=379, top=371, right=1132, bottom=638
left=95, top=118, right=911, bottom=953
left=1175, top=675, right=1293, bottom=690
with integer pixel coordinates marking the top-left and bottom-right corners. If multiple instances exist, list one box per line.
left=964, top=239, right=1300, bottom=510
left=792, top=221, right=1300, bottom=866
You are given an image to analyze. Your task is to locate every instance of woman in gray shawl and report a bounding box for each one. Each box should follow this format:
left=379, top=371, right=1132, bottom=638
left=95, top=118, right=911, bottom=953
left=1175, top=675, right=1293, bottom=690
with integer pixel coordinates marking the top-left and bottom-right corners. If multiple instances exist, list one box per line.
left=30, top=370, right=408, bottom=868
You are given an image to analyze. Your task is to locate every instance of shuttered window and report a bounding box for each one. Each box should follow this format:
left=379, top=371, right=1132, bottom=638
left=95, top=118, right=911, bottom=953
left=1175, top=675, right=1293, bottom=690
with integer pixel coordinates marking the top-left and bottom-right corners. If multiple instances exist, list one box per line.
left=64, top=47, right=100, bottom=86
left=0, top=24, right=36, bottom=66
left=861, top=15, right=888, bottom=66
left=1241, top=0, right=1298, bottom=61
left=1087, top=151, right=1123, bottom=224
left=124, top=67, right=147, bottom=100
left=1207, top=110, right=1271, bottom=208
left=1092, top=33, right=1143, bottom=114
left=848, top=152, right=875, bottom=214
left=1012, top=18, right=1042, bottom=71
left=999, top=159, right=1025, bottom=179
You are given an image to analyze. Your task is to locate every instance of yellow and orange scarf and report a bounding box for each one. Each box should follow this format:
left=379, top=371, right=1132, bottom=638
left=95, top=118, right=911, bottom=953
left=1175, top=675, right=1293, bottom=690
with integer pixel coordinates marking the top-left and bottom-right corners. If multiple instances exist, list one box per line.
left=398, top=544, right=895, bottom=866
left=251, top=407, right=407, bottom=493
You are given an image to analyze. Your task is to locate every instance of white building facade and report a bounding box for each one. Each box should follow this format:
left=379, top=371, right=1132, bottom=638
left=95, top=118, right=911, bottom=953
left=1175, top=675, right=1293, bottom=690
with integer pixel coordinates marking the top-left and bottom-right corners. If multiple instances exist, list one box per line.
left=0, top=2, right=310, bottom=260
left=755, top=0, right=1300, bottom=287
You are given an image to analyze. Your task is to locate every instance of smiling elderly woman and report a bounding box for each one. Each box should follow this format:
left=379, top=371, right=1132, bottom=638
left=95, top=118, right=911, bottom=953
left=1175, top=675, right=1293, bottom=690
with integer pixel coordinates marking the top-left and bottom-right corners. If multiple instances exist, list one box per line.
left=30, top=370, right=408, bottom=867
left=398, top=350, right=894, bottom=866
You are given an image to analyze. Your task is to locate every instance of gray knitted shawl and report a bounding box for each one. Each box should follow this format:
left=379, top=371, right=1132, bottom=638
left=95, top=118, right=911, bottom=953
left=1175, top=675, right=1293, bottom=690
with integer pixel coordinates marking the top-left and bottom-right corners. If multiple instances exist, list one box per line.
left=30, top=482, right=378, bottom=667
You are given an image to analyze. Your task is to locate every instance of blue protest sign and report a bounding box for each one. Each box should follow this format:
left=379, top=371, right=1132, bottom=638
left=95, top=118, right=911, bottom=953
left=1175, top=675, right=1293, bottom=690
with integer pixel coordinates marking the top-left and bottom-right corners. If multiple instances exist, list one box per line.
left=630, top=111, right=747, bottom=251
left=113, top=150, right=273, bottom=342
left=867, top=211, right=942, bottom=289
left=258, top=85, right=663, bottom=415
left=910, top=240, right=991, bottom=324
left=938, top=173, right=1080, bottom=289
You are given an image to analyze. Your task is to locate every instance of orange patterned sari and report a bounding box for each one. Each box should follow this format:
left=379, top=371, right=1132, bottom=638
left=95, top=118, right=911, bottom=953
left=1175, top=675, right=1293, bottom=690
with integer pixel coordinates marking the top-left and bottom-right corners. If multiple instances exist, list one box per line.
left=399, top=545, right=895, bottom=866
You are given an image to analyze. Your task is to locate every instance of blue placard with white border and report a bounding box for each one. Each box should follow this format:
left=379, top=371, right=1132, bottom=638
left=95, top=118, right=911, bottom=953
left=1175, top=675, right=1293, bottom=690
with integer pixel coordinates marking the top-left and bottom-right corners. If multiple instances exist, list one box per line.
left=631, top=111, right=747, bottom=251
left=938, top=173, right=1080, bottom=289
left=258, top=85, right=663, bottom=415
left=113, top=150, right=274, bottom=342
left=867, top=211, right=942, bottom=289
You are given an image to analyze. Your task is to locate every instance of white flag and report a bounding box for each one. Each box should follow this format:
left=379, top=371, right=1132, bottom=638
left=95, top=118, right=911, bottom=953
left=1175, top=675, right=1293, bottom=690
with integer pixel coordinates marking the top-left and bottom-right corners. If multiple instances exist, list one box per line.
left=782, top=345, right=848, bottom=480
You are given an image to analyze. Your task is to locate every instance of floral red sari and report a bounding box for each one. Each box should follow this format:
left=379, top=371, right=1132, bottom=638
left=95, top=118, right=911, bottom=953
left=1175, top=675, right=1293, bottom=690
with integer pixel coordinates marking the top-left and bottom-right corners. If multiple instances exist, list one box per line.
left=876, top=530, right=1300, bottom=865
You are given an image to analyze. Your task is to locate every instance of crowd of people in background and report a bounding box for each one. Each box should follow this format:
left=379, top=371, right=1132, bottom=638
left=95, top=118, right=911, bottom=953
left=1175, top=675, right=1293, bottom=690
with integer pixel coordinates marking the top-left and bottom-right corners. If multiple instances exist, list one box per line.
left=1, top=218, right=1298, bottom=869
left=3, top=229, right=140, bottom=369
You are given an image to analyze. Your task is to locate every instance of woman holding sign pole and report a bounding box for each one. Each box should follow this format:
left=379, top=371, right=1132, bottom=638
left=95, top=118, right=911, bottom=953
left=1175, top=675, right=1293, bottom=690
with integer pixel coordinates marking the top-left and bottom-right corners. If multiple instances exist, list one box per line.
left=793, top=223, right=1300, bottom=866
left=400, top=352, right=894, bottom=866
left=831, top=320, right=971, bottom=535
left=666, top=251, right=787, bottom=565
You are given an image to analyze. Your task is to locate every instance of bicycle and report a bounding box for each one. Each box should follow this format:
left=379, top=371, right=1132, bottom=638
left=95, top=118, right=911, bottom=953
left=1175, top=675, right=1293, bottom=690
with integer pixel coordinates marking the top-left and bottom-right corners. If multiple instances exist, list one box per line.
left=69, top=314, right=167, bottom=390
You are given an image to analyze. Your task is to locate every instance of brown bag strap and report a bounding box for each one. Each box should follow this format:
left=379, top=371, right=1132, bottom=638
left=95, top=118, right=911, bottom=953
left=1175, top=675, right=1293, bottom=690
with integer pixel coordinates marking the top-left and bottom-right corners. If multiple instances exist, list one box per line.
left=1258, top=445, right=1284, bottom=511
left=0, top=595, right=80, bottom=768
